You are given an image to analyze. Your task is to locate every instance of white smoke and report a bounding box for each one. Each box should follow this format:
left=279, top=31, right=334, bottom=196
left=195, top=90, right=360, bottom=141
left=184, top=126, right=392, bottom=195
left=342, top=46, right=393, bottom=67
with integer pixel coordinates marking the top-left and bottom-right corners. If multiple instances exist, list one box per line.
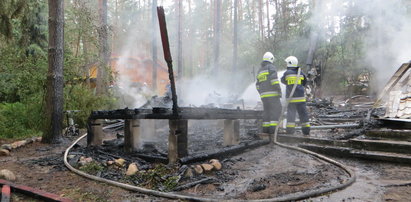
left=177, top=73, right=240, bottom=108
left=239, top=70, right=286, bottom=108
left=309, top=0, right=411, bottom=91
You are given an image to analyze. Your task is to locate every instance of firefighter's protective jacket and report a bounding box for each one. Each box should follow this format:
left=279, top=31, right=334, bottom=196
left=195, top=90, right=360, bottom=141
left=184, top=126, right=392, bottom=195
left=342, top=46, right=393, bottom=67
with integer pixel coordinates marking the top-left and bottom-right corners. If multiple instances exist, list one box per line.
left=256, top=61, right=281, bottom=98
left=281, top=66, right=307, bottom=103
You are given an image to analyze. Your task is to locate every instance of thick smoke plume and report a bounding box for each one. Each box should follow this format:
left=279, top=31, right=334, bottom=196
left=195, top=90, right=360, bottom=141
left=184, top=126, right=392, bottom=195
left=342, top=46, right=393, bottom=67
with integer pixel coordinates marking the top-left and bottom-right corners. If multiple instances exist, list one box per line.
left=309, top=0, right=411, bottom=91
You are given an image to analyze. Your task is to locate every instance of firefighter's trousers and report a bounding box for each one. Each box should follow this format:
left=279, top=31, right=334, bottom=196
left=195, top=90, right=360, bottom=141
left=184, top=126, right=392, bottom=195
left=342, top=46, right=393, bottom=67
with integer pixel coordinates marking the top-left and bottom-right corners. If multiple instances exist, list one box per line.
left=286, top=102, right=310, bottom=135
left=261, top=96, right=282, bottom=134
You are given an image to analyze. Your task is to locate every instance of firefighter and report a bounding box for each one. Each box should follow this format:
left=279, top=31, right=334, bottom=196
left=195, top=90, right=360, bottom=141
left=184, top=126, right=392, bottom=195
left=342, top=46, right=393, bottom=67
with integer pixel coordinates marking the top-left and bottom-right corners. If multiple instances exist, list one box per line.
left=256, top=52, right=282, bottom=134
left=281, top=56, right=310, bottom=135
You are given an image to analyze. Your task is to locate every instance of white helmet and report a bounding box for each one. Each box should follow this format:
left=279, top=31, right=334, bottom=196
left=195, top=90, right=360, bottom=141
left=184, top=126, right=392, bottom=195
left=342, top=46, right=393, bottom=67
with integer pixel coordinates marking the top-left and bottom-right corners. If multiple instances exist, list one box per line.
left=285, top=56, right=298, bottom=67
left=262, top=52, right=275, bottom=63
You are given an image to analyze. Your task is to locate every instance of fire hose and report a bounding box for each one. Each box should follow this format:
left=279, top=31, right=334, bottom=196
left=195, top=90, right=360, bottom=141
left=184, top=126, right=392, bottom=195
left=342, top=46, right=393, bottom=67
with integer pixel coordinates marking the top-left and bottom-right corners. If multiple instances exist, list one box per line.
left=64, top=68, right=355, bottom=201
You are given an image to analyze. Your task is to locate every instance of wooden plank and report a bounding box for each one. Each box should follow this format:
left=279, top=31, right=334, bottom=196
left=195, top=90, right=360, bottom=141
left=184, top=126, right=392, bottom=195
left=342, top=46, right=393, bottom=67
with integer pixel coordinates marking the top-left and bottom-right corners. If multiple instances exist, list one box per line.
left=0, top=179, right=72, bottom=202
left=374, top=63, right=411, bottom=107
left=1, top=185, right=11, bottom=202
left=89, top=108, right=263, bottom=120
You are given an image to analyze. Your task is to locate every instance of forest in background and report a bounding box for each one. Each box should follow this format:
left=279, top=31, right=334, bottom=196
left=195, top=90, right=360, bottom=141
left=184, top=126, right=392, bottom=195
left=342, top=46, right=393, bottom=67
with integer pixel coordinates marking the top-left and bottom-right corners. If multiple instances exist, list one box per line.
left=0, top=0, right=410, bottom=139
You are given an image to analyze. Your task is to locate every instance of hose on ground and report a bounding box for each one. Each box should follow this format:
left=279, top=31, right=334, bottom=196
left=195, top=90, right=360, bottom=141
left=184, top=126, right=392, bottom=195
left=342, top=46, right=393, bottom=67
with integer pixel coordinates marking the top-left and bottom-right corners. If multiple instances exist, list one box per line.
left=270, top=67, right=356, bottom=201
left=64, top=132, right=355, bottom=201
left=64, top=67, right=356, bottom=201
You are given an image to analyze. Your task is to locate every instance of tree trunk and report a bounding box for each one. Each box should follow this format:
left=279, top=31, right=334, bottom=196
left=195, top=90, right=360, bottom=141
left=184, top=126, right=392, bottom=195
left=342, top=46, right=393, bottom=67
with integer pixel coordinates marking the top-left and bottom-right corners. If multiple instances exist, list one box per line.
left=42, top=0, right=64, bottom=144
left=96, top=0, right=109, bottom=95
left=213, top=0, right=221, bottom=73
left=238, top=0, right=243, bottom=21
left=266, top=0, right=270, bottom=37
left=258, top=0, right=264, bottom=39
left=232, top=0, right=238, bottom=71
left=187, top=0, right=193, bottom=78
left=83, top=37, right=90, bottom=86
left=177, top=0, right=183, bottom=78
left=152, top=0, right=158, bottom=92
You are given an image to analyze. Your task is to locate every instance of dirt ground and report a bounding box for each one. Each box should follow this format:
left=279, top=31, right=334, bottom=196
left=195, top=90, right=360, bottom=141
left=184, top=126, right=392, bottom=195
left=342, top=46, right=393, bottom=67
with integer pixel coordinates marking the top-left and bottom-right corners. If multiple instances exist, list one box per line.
left=0, top=139, right=163, bottom=201
left=2, top=133, right=411, bottom=201
left=1, top=98, right=410, bottom=201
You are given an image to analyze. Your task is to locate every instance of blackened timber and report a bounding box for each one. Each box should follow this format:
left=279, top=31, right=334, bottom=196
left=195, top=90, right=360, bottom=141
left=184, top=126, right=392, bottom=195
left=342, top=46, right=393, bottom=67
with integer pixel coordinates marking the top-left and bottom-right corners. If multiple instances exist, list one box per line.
left=89, top=107, right=263, bottom=120
left=173, top=177, right=214, bottom=191
left=179, top=140, right=270, bottom=164
left=157, top=6, right=179, bottom=116
left=131, top=153, right=168, bottom=164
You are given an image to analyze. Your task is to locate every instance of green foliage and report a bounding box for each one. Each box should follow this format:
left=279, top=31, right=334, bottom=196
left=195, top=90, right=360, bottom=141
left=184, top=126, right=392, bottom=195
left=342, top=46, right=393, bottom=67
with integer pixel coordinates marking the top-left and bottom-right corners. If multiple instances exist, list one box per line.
left=124, top=164, right=179, bottom=192
left=0, top=0, right=27, bottom=39
left=0, top=102, right=42, bottom=138
left=64, top=84, right=116, bottom=127
left=79, top=161, right=104, bottom=175
left=0, top=45, right=47, bottom=103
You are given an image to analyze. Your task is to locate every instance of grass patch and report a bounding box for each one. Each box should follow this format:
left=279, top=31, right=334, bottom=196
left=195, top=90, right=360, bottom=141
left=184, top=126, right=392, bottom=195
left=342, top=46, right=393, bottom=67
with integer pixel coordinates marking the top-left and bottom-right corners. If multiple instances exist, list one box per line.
left=123, top=164, right=180, bottom=192
left=61, top=188, right=109, bottom=202
left=79, top=162, right=104, bottom=175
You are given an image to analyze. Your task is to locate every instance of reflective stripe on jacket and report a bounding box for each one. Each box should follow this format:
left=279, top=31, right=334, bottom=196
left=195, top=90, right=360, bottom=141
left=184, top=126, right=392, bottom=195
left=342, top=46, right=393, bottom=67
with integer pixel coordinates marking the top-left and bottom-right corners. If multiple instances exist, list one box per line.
left=281, top=67, right=307, bottom=102
left=256, top=61, right=281, bottom=98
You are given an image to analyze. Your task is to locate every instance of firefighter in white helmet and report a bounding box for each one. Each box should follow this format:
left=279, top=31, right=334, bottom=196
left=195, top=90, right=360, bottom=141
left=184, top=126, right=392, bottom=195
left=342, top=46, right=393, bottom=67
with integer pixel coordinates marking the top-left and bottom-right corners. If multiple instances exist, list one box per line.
left=256, top=52, right=282, bottom=134
left=281, top=56, right=310, bottom=135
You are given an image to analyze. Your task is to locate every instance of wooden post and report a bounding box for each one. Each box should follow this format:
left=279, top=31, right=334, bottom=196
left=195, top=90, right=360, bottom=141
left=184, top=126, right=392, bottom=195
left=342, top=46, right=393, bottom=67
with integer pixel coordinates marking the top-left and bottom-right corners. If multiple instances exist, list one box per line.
left=168, top=119, right=188, bottom=164
left=89, top=119, right=103, bottom=146
left=124, top=119, right=141, bottom=152
left=224, top=119, right=240, bottom=146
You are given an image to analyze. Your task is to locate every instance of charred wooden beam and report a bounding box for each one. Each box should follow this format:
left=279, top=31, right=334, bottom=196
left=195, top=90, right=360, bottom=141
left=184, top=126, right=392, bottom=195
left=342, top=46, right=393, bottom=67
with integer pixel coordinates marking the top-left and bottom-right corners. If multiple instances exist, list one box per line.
left=0, top=179, right=72, bottom=202
left=180, top=140, right=270, bottom=164
left=379, top=118, right=411, bottom=129
left=89, top=107, right=263, bottom=120
left=131, top=153, right=168, bottom=164
left=173, top=177, right=214, bottom=191
left=157, top=6, right=179, bottom=116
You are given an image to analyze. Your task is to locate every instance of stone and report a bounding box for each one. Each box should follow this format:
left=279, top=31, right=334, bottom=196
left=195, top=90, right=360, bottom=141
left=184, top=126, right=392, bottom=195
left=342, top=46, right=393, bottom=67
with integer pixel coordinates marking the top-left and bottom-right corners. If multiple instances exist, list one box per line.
left=79, top=157, right=93, bottom=166
left=0, top=169, right=16, bottom=181
left=25, top=137, right=35, bottom=144
left=36, top=137, right=42, bottom=142
left=201, top=163, right=214, bottom=172
left=184, top=168, right=194, bottom=178
left=209, top=159, right=222, bottom=170
left=0, top=149, right=10, bottom=156
left=107, top=160, right=114, bottom=165
left=126, top=163, right=139, bottom=176
left=68, top=155, right=81, bottom=167
left=193, top=165, right=203, bottom=174
left=11, top=140, right=26, bottom=149
left=115, top=158, right=126, bottom=167
left=1, top=144, right=12, bottom=151
left=257, top=133, right=270, bottom=140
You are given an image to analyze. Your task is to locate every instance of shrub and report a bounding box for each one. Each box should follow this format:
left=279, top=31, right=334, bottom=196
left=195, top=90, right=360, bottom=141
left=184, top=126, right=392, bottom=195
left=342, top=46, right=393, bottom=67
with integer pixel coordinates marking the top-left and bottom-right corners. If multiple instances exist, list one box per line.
left=0, top=102, right=42, bottom=138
